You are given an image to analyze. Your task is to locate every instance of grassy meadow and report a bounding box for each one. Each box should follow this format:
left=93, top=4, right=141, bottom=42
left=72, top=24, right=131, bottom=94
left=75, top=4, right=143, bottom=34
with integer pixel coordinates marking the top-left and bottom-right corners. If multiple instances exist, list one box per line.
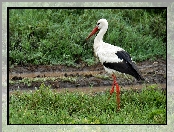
left=9, top=8, right=166, bottom=124
left=9, top=83, right=166, bottom=124
left=9, top=8, right=166, bottom=66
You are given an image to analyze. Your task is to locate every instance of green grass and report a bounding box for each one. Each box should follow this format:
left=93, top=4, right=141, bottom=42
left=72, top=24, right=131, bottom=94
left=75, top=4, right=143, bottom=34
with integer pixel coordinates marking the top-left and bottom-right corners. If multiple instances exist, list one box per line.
left=9, top=83, right=166, bottom=124
left=9, top=9, right=166, bottom=66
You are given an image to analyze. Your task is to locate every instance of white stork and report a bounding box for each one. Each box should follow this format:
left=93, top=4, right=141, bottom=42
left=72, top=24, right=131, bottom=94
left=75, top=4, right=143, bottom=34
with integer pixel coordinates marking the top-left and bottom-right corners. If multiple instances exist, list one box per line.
left=86, top=18, right=144, bottom=111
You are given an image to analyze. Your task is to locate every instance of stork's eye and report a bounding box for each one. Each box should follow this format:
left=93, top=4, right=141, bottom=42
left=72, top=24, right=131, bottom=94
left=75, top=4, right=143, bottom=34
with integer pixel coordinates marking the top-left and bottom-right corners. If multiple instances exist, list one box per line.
left=97, top=23, right=100, bottom=25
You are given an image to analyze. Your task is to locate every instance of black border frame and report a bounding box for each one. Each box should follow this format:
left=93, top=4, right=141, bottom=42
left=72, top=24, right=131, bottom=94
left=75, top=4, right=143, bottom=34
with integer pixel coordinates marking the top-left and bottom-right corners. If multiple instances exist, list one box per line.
left=7, top=6, right=167, bottom=125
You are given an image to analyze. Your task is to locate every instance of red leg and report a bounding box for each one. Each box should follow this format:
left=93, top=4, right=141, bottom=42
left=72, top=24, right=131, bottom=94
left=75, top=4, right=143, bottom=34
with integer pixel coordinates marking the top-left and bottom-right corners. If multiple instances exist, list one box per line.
left=109, top=74, right=120, bottom=111
left=114, top=75, right=120, bottom=111
left=108, top=75, right=115, bottom=100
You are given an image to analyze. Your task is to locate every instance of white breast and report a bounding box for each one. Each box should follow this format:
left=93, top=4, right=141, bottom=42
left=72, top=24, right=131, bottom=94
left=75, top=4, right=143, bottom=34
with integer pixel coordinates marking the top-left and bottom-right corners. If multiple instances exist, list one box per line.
left=94, top=42, right=124, bottom=64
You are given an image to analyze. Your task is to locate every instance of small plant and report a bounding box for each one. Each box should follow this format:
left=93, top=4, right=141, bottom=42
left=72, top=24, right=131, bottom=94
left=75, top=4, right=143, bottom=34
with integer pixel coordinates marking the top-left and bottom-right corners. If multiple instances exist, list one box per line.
left=94, top=74, right=110, bottom=80
left=60, top=76, right=77, bottom=83
left=9, top=77, right=57, bottom=85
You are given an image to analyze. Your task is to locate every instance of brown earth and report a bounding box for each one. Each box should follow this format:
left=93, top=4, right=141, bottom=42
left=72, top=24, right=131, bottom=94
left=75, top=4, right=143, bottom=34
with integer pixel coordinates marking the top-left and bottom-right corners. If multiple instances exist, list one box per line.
left=9, top=58, right=167, bottom=94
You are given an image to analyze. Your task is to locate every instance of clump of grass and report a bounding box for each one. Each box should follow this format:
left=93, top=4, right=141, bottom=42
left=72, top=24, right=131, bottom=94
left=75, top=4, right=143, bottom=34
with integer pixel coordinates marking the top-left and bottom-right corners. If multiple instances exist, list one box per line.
left=9, top=83, right=166, bottom=124
left=9, top=9, right=166, bottom=66
left=9, top=77, right=57, bottom=86
left=93, top=74, right=110, bottom=80
left=60, top=76, right=77, bottom=83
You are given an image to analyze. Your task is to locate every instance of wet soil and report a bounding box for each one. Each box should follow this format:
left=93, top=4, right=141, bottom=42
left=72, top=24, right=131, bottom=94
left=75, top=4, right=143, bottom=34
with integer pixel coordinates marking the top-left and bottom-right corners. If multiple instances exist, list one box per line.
left=9, top=58, right=167, bottom=93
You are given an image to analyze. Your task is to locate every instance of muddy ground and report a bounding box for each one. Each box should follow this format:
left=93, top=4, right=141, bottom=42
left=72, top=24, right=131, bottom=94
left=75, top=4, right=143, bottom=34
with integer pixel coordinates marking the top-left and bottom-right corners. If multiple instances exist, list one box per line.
left=9, top=58, right=167, bottom=93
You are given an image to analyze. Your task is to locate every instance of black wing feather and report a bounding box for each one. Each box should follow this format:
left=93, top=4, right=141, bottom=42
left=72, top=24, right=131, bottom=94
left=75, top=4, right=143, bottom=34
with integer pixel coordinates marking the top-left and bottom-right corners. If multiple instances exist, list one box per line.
left=103, top=51, right=144, bottom=81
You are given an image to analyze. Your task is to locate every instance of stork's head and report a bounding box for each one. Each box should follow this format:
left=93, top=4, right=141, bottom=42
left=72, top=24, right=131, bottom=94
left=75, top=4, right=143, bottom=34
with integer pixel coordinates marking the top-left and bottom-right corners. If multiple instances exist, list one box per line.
left=96, top=19, right=108, bottom=30
left=86, top=19, right=108, bottom=40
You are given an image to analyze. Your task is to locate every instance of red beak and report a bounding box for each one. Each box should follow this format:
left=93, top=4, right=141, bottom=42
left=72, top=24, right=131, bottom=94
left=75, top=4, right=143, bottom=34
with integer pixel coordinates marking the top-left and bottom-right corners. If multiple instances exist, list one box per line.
left=86, top=26, right=99, bottom=40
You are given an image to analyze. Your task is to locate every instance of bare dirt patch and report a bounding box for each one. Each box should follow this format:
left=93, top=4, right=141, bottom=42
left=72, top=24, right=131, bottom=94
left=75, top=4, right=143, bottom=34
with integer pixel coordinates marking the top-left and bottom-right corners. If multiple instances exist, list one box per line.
left=9, top=58, right=166, bottom=93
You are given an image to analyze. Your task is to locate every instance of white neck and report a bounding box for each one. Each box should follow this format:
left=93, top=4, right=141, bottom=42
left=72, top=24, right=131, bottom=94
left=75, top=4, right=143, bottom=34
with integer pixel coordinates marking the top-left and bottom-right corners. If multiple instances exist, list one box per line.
left=93, top=27, right=108, bottom=54
left=94, top=27, right=107, bottom=44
